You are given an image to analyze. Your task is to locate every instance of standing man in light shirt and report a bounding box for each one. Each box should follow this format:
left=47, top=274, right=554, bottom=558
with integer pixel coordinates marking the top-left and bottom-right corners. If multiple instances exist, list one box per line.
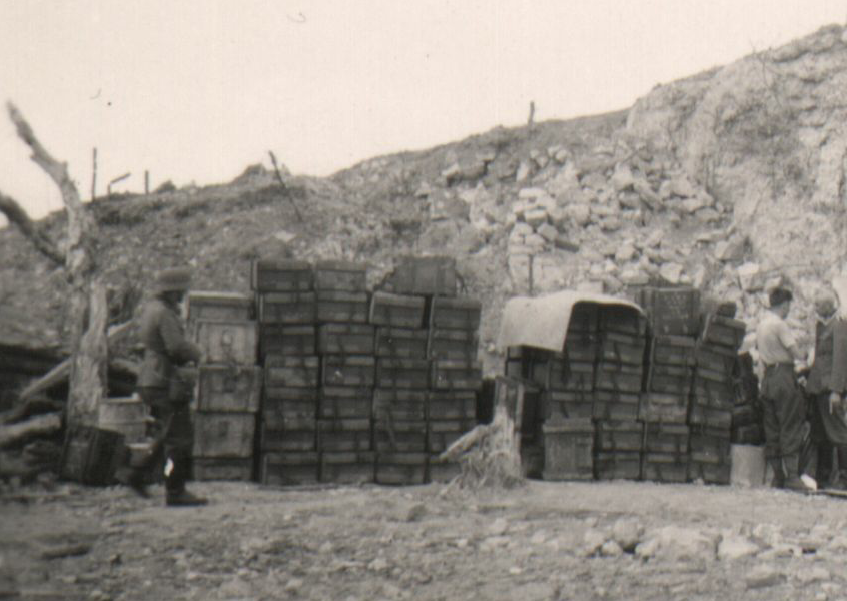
left=756, top=287, right=810, bottom=492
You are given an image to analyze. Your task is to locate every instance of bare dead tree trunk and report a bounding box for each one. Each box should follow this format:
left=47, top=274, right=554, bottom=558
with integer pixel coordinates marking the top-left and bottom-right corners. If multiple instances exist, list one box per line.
left=0, top=192, right=64, bottom=265
left=7, top=102, right=106, bottom=427
left=91, top=147, right=97, bottom=201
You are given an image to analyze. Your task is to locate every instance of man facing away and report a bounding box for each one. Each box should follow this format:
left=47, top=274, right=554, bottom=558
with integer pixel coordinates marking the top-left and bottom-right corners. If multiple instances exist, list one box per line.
left=756, top=287, right=811, bottom=492
left=130, top=266, right=207, bottom=506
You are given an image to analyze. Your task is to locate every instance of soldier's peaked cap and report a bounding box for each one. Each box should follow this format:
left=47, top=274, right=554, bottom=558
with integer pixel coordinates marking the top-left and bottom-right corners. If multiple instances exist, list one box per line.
left=154, top=266, right=192, bottom=293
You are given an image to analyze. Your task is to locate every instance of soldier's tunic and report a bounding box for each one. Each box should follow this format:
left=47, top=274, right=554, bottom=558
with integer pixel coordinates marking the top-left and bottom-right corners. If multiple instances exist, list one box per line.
left=756, top=311, right=804, bottom=461
left=137, top=296, right=202, bottom=494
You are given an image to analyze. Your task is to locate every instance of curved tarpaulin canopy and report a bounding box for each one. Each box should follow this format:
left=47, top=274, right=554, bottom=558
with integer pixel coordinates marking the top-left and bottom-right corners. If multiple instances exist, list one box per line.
left=497, top=290, right=645, bottom=353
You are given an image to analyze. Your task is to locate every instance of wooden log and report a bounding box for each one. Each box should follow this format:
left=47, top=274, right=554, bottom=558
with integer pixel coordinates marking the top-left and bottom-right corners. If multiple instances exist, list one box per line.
left=0, top=413, right=62, bottom=448
left=0, top=398, right=63, bottom=426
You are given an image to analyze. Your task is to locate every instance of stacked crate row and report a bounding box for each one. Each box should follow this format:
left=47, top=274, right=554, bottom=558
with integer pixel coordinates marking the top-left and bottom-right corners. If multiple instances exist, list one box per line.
left=187, top=292, right=261, bottom=481
left=253, top=257, right=482, bottom=485
left=689, top=313, right=746, bottom=484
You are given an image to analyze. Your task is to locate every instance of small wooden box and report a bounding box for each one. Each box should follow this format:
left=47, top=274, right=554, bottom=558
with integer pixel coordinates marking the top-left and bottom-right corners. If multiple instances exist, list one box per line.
left=375, top=452, right=428, bottom=485
left=316, top=290, right=369, bottom=323
left=192, top=320, right=257, bottom=365
left=375, top=327, right=429, bottom=359
left=320, top=451, right=375, bottom=484
left=651, top=335, right=697, bottom=367
left=429, top=297, right=482, bottom=330
left=260, top=325, right=316, bottom=357
left=564, top=332, right=598, bottom=363
left=251, top=259, right=313, bottom=292
left=374, top=419, right=428, bottom=452
left=193, top=412, right=256, bottom=458
left=316, top=419, right=372, bottom=452
left=592, top=391, right=640, bottom=422
left=188, top=291, right=254, bottom=322
left=599, top=333, right=647, bottom=365
left=376, top=358, right=431, bottom=389
left=426, top=419, right=476, bottom=453
left=322, top=355, right=375, bottom=387
left=59, top=425, right=125, bottom=486
left=643, top=423, right=689, bottom=455
left=428, top=328, right=479, bottom=361
left=542, top=418, right=594, bottom=481
left=543, top=359, right=595, bottom=392
left=594, top=420, right=644, bottom=453
left=431, top=359, right=482, bottom=391
left=197, top=365, right=262, bottom=413
left=319, top=386, right=373, bottom=419
left=641, top=453, right=689, bottom=483
left=543, top=390, right=594, bottom=420
left=384, top=256, right=457, bottom=297
left=317, top=324, right=375, bottom=355
left=638, top=392, right=689, bottom=424
left=689, top=427, right=732, bottom=464
left=262, top=387, right=319, bottom=421
left=636, top=287, right=700, bottom=337
left=689, top=404, right=733, bottom=429
left=594, top=451, right=642, bottom=481
left=192, top=457, right=253, bottom=482
left=695, top=343, right=737, bottom=374
left=599, top=305, right=647, bottom=336
left=369, top=291, right=426, bottom=328
left=373, top=388, right=428, bottom=421
left=314, top=260, right=367, bottom=292
left=258, top=291, right=317, bottom=324
left=700, top=315, right=746, bottom=350
left=259, top=451, right=319, bottom=485
left=259, top=417, right=317, bottom=452
left=687, top=461, right=730, bottom=485
left=594, top=362, right=644, bottom=394
left=427, top=391, right=477, bottom=420
left=264, top=355, right=320, bottom=388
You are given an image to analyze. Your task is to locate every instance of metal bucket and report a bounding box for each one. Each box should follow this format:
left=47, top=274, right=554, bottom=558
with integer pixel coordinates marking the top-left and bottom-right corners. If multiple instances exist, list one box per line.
left=730, top=444, right=766, bottom=487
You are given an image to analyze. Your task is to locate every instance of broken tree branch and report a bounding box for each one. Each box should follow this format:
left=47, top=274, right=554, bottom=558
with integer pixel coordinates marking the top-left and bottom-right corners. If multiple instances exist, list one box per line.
left=0, top=413, right=62, bottom=449
left=0, top=191, right=64, bottom=265
left=268, top=150, right=303, bottom=222
left=107, top=172, right=130, bottom=196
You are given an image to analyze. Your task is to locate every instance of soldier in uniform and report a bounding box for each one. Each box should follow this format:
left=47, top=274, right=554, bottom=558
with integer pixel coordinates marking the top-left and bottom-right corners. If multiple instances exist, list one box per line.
left=807, top=284, right=847, bottom=489
left=756, top=287, right=810, bottom=492
left=129, top=266, right=207, bottom=506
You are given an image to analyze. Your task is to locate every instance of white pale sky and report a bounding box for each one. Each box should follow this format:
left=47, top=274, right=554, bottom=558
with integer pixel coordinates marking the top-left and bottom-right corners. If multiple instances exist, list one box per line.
left=1, top=0, right=845, bottom=221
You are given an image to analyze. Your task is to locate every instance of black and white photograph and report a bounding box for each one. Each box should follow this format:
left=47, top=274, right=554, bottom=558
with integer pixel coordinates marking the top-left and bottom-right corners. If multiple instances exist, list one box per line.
left=2, top=1, right=847, bottom=599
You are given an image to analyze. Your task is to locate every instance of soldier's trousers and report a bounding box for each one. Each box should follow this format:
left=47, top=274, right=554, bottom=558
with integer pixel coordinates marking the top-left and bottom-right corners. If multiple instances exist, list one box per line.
left=761, top=363, right=804, bottom=461
left=138, top=387, right=194, bottom=494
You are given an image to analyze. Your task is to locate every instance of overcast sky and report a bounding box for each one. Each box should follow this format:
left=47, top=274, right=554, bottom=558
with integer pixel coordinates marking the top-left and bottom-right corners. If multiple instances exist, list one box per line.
left=1, top=0, right=845, bottom=221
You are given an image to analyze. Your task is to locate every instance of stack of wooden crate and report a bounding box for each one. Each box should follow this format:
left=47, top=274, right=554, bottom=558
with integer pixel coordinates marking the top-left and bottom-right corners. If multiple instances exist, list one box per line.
left=688, top=313, right=746, bottom=484
left=187, top=291, right=260, bottom=481
left=639, top=335, right=696, bottom=483
left=253, top=260, right=321, bottom=485
left=593, top=306, right=648, bottom=481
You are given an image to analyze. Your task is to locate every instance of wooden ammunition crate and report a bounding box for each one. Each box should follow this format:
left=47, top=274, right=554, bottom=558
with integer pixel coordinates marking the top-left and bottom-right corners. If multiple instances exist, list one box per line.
left=599, top=333, right=647, bottom=366
left=197, top=365, right=262, bottom=413
left=732, top=423, right=765, bottom=445
left=188, top=291, right=254, bottom=322
left=595, top=362, right=644, bottom=394
left=320, top=451, right=375, bottom=484
left=568, top=302, right=599, bottom=334
left=319, top=386, right=373, bottom=419
left=369, top=291, right=426, bottom=328
left=258, top=291, right=317, bottom=324
left=541, top=418, right=594, bottom=481
left=376, top=358, right=431, bottom=389
left=373, top=419, right=427, bottom=453
left=636, top=287, right=700, bottom=336
left=314, top=260, right=367, bottom=291
left=428, top=391, right=477, bottom=420
left=316, top=290, right=369, bottom=323
left=384, top=256, right=457, bottom=297
left=695, top=343, right=737, bottom=374
left=543, top=359, right=595, bottom=392
left=260, top=325, right=316, bottom=357
left=429, top=297, right=482, bottom=330
left=264, top=354, right=319, bottom=388
left=643, top=423, right=690, bottom=454
left=373, top=388, right=428, bottom=421
left=651, top=335, right=697, bottom=367
left=375, top=452, right=428, bottom=485
left=731, top=403, right=760, bottom=427
left=193, top=412, right=256, bottom=458
left=375, top=327, right=429, bottom=359
left=543, top=390, right=594, bottom=420
left=595, top=420, right=644, bottom=452
left=322, top=355, right=375, bottom=387
left=428, top=328, right=479, bottom=361
left=691, top=377, right=734, bottom=406
left=192, top=457, right=253, bottom=482
left=564, top=332, right=598, bottom=363
left=689, top=426, right=732, bottom=464
left=593, top=391, right=640, bottom=421
left=316, top=419, right=372, bottom=452
left=317, top=324, right=375, bottom=355
left=259, top=417, right=316, bottom=452
left=594, top=451, right=642, bottom=481
left=700, top=315, right=746, bottom=350
left=192, top=320, right=257, bottom=365
left=431, top=359, right=482, bottom=390
left=427, top=419, right=476, bottom=453
left=251, top=259, right=313, bottom=292
left=647, top=371, right=692, bottom=396
left=638, top=392, right=689, bottom=424
left=689, top=404, right=733, bottom=429
left=641, top=453, right=688, bottom=483
left=262, top=387, right=319, bottom=421
left=599, top=305, right=647, bottom=336
left=259, top=451, right=319, bottom=485
left=687, top=461, right=731, bottom=485
left=59, top=425, right=125, bottom=486
left=428, top=455, right=462, bottom=483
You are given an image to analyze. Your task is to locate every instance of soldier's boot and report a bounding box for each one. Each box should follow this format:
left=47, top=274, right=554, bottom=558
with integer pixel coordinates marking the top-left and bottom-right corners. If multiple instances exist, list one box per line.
left=164, top=450, right=207, bottom=507
left=767, top=457, right=785, bottom=489
left=783, top=454, right=812, bottom=493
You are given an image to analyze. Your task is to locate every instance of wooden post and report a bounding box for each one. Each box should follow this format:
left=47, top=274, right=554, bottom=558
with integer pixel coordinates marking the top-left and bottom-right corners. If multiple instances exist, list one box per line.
left=144, top=170, right=149, bottom=195
left=528, top=101, right=536, bottom=128
left=91, top=147, right=97, bottom=201
left=107, top=172, right=130, bottom=197
left=268, top=150, right=303, bottom=222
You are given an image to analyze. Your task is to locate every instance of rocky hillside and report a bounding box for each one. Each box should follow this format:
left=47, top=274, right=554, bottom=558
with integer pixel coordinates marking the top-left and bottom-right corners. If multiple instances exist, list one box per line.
left=3, top=24, right=847, bottom=374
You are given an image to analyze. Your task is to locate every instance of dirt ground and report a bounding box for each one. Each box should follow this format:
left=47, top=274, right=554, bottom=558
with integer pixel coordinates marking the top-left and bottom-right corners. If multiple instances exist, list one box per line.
left=4, top=478, right=847, bottom=601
